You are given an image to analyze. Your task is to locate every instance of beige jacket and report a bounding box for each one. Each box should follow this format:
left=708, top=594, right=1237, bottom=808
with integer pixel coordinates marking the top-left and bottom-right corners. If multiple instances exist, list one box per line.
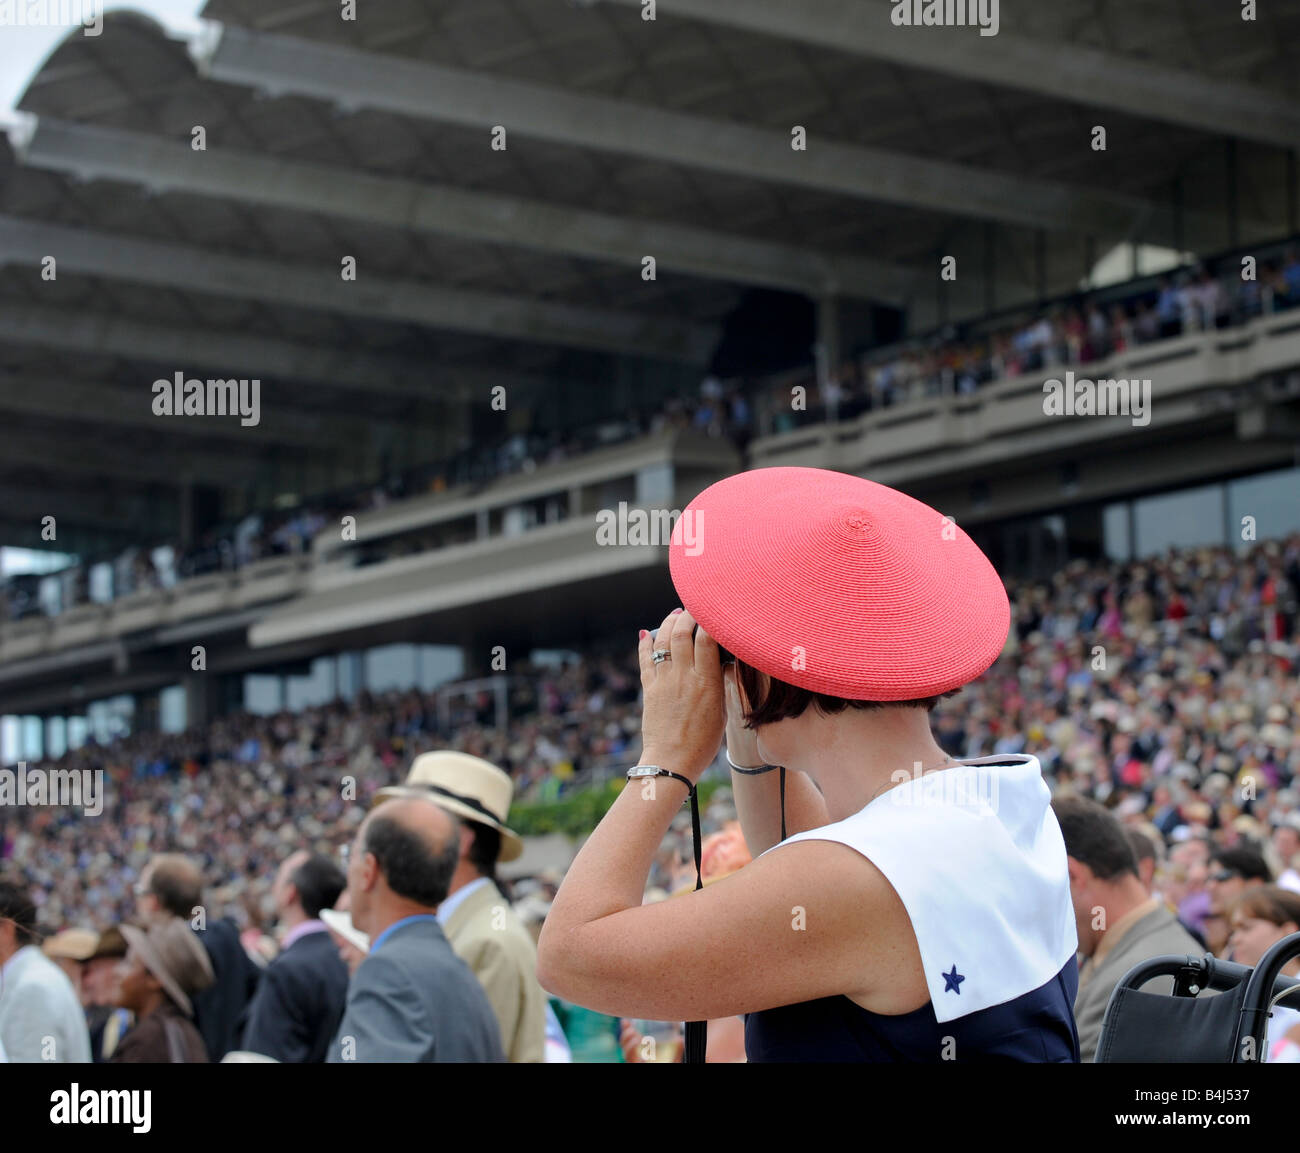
left=443, top=880, right=547, bottom=1063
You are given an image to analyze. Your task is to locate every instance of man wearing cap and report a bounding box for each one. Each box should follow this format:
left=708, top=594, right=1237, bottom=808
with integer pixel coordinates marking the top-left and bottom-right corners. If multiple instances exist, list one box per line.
left=42, top=927, right=99, bottom=999
left=110, top=919, right=215, bottom=1063
left=0, top=873, right=91, bottom=1062
left=375, top=751, right=546, bottom=1062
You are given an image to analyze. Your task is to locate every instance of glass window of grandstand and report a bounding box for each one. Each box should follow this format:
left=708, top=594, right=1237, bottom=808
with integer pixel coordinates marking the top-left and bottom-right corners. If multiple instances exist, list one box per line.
left=365, top=644, right=464, bottom=693
left=1131, top=484, right=1226, bottom=557
left=88, top=696, right=134, bottom=744
left=67, top=716, right=89, bottom=751
left=1227, top=466, right=1300, bottom=549
left=2, top=715, right=46, bottom=762
left=244, top=674, right=285, bottom=716
left=159, top=685, right=186, bottom=733
left=44, top=717, right=67, bottom=760
left=1103, top=503, right=1132, bottom=562
left=247, top=646, right=465, bottom=712
left=285, top=658, right=338, bottom=711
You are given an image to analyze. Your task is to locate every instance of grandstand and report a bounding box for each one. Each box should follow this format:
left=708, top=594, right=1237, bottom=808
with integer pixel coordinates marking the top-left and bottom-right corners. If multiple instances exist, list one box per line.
left=2, top=2, right=1299, bottom=742
left=0, top=2, right=1298, bottom=975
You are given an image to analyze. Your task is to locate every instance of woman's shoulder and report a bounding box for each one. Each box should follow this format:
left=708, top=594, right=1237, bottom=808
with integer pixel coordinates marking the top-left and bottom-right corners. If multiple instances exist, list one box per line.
left=767, top=756, right=1078, bottom=1022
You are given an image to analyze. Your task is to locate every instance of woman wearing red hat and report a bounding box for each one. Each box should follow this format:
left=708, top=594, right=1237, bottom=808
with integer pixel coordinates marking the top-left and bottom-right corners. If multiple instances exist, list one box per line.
left=537, top=467, right=1080, bottom=1061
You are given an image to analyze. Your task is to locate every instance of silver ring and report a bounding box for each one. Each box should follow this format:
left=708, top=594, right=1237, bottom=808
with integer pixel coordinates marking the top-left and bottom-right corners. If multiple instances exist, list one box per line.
left=652, top=649, right=672, bottom=664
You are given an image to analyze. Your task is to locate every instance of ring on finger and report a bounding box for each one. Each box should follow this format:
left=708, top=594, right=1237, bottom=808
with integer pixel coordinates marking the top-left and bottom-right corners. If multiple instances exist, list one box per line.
left=652, top=649, right=672, bottom=664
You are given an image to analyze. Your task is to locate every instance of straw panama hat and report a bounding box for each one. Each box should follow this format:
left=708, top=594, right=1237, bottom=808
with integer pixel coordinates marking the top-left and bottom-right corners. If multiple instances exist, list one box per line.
left=668, top=467, right=1010, bottom=700
left=42, top=928, right=99, bottom=962
left=120, top=920, right=215, bottom=1017
left=373, top=751, right=524, bottom=862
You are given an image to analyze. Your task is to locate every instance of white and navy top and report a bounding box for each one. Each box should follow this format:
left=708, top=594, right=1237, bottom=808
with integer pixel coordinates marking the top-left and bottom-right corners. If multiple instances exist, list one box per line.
left=745, top=755, right=1080, bottom=1062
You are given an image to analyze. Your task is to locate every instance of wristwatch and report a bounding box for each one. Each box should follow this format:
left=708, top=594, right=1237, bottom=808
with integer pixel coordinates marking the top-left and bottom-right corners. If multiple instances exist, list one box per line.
left=626, top=765, right=696, bottom=794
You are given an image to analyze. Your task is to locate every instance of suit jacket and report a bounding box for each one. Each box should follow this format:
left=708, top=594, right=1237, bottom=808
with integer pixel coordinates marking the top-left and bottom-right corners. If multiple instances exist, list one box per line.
left=0, top=946, right=91, bottom=1062
left=327, top=916, right=504, bottom=1063
left=109, top=1000, right=209, bottom=1064
left=443, top=880, right=547, bottom=1063
left=1075, top=904, right=1204, bottom=1062
left=192, top=917, right=263, bottom=1062
left=241, top=927, right=349, bottom=1063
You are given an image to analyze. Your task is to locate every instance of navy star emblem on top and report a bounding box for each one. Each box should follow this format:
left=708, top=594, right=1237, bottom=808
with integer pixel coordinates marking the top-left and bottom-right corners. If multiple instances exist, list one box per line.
left=942, top=965, right=965, bottom=994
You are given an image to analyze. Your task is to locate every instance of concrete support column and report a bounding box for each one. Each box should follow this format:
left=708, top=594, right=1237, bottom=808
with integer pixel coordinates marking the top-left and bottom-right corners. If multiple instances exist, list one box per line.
left=184, top=673, right=220, bottom=732
left=815, top=293, right=841, bottom=390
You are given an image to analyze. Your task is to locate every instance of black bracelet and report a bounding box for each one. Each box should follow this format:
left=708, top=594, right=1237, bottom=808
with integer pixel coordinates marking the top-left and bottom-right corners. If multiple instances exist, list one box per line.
left=725, top=750, right=779, bottom=775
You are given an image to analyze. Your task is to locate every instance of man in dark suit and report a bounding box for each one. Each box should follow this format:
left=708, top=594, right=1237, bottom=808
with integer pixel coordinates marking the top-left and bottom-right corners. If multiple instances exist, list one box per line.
left=327, top=798, right=504, bottom=1063
left=242, top=851, right=349, bottom=1062
left=135, top=854, right=262, bottom=1061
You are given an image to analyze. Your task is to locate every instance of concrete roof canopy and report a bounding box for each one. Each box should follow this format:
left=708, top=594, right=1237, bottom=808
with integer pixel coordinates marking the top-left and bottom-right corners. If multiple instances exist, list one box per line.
left=0, top=0, right=1296, bottom=552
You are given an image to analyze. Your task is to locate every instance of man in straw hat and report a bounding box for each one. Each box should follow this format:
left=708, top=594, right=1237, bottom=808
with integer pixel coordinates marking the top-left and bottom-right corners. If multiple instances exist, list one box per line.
left=109, top=919, right=215, bottom=1063
left=374, top=751, right=546, bottom=1063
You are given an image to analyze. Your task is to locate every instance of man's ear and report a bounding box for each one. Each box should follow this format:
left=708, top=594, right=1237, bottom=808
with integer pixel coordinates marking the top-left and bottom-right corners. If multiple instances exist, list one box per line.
left=1065, top=856, right=1089, bottom=888
left=459, top=823, right=475, bottom=859
left=359, top=852, right=379, bottom=892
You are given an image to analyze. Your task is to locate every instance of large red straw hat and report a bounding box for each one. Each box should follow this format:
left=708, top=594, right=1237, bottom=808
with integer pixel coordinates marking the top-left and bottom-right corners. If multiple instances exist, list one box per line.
left=668, top=467, right=1009, bottom=700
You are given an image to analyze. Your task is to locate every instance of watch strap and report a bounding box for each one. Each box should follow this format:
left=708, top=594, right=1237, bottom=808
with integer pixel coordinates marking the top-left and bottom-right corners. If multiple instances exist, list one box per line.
left=627, top=763, right=707, bottom=1064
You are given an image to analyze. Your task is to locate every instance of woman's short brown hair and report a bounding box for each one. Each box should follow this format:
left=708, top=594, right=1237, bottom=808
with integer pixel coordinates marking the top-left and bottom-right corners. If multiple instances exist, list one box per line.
left=734, top=658, right=958, bottom=728
left=1230, top=885, right=1300, bottom=929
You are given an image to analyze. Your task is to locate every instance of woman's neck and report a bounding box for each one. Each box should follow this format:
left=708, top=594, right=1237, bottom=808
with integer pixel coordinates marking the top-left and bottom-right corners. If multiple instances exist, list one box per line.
left=795, top=709, right=958, bottom=822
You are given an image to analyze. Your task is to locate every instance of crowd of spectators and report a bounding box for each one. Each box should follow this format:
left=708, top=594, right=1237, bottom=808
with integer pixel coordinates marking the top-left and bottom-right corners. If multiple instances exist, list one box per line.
left=0, top=654, right=643, bottom=934
left=765, top=244, right=1300, bottom=430
left=2, top=530, right=1300, bottom=1062
left=3, top=533, right=1298, bottom=944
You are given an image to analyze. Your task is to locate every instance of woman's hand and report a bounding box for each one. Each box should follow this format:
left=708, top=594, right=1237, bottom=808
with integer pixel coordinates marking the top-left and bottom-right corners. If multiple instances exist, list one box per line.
left=637, top=607, right=725, bottom=783
left=724, top=664, right=766, bottom=769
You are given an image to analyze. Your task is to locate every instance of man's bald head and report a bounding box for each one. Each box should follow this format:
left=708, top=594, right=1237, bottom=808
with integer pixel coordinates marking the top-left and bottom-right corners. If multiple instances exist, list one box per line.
left=356, top=799, right=460, bottom=910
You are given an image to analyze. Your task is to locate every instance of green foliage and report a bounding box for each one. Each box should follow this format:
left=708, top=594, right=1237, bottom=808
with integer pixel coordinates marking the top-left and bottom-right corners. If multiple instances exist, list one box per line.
left=511, top=775, right=728, bottom=838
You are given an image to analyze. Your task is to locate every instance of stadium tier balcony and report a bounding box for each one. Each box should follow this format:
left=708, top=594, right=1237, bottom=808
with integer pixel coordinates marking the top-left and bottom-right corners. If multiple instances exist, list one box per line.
left=749, top=309, right=1300, bottom=498
left=0, top=429, right=740, bottom=713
